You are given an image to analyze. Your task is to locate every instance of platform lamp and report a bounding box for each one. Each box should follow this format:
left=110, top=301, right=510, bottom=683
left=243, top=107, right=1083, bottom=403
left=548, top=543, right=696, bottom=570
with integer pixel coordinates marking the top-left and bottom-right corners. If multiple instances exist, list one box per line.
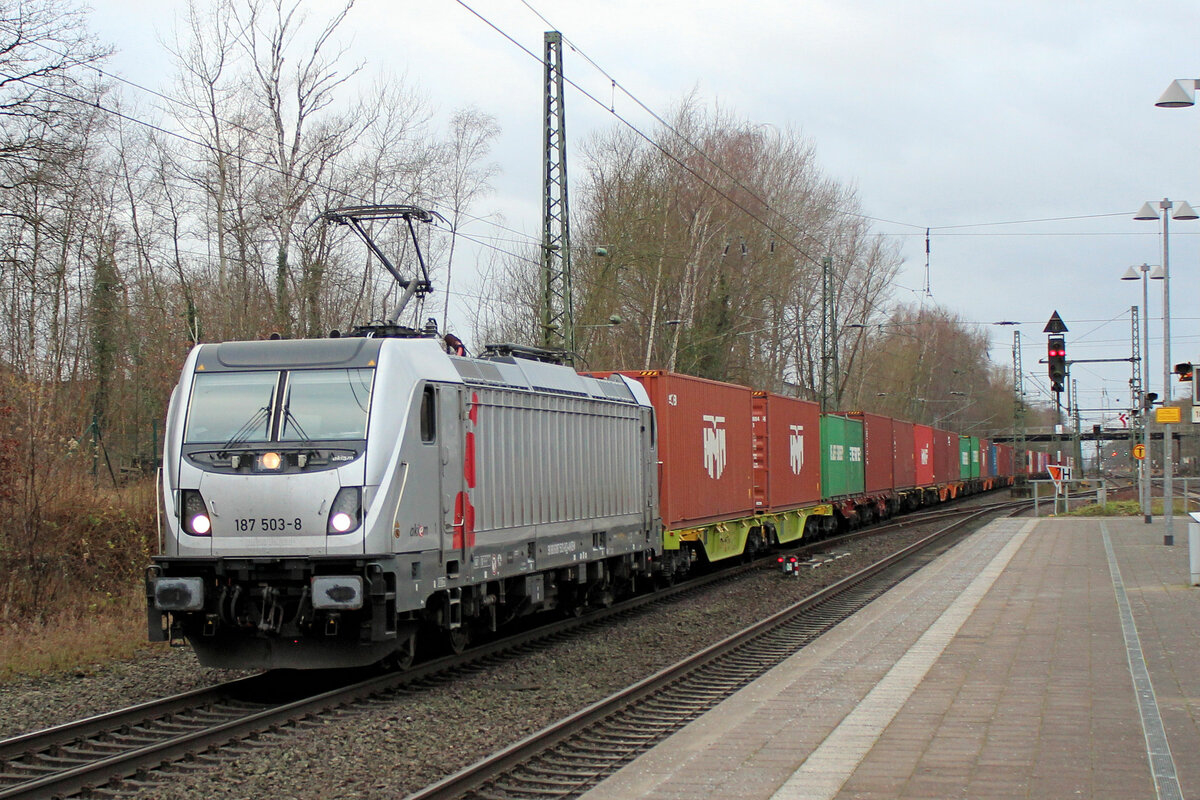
left=1155, top=79, right=1200, bottom=577
left=1156, top=79, right=1200, bottom=108
left=1134, top=200, right=1198, bottom=546
left=1122, top=263, right=1162, bottom=524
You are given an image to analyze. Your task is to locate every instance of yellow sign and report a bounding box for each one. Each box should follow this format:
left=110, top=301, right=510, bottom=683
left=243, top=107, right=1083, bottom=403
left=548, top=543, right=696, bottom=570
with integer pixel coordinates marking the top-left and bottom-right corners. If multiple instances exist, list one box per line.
left=1155, top=406, right=1183, bottom=424
left=1133, top=443, right=1146, bottom=460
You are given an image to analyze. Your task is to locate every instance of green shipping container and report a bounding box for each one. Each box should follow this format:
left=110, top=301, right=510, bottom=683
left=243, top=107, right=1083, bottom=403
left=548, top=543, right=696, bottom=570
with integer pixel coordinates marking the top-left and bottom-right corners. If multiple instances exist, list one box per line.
left=970, top=436, right=981, bottom=478
left=821, top=414, right=865, bottom=498
left=958, top=435, right=972, bottom=480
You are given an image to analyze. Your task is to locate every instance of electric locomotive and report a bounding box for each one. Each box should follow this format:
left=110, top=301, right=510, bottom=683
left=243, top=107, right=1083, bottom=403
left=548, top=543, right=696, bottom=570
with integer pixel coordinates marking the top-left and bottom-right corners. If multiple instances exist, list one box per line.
left=146, top=207, right=666, bottom=669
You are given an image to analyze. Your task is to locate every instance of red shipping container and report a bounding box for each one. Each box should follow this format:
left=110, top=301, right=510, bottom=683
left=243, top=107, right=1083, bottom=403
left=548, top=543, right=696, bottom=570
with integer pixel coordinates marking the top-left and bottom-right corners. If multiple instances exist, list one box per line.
left=615, top=371, right=754, bottom=528
left=995, top=443, right=1013, bottom=477
left=914, top=424, right=935, bottom=487
left=892, top=419, right=917, bottom=489
left=847, top=412, right=895, bottom=493
left=752, top=392, right=821, bottom=511
left=933, top=427, right=959, bottom=484
left=978, top=438, right=990, bottom=477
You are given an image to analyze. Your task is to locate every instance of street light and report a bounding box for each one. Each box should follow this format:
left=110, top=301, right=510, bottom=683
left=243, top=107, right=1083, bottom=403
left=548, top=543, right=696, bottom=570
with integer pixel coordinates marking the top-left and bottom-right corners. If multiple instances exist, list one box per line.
left=1122, top=263, right=1162, bottom=523
left=1134, top=199, right=1199, bottom=545
left=1156, top=76, right=1200, bottom=583
left=1156, top=79, right=1200, bottom=108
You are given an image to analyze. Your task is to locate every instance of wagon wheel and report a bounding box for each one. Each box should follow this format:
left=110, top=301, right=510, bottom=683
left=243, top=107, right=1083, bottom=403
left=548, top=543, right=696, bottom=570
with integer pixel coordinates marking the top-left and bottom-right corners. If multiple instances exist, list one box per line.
left=445, top=626, right=470, bottom=655
left=387, top=632, right=417, bottom=671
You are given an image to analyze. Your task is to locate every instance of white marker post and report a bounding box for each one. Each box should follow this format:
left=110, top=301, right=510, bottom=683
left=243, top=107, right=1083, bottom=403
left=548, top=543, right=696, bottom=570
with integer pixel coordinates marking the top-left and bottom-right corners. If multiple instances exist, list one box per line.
left=1048, top=464, right=1064, bottom=515
left=1188, top=512, right=1200, bottom=586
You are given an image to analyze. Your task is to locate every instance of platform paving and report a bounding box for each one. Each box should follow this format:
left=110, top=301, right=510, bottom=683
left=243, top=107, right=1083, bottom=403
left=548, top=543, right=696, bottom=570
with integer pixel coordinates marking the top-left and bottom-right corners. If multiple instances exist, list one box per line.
left=579, top=517, right=1200, bottom=800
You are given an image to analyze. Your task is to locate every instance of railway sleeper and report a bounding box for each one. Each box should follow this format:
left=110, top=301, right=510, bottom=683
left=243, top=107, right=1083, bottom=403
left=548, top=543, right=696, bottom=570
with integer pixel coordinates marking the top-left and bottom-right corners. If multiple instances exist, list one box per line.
left=538, top=753, right=622, bottom=770
left=517, top=767, right=597, bottom=786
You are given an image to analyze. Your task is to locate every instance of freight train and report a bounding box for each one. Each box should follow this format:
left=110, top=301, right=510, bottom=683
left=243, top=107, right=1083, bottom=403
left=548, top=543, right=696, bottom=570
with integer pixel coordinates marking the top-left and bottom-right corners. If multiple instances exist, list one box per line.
left=145, top=205, right=1048, bottom=670
left=146, top=332, right=1049, bottom=670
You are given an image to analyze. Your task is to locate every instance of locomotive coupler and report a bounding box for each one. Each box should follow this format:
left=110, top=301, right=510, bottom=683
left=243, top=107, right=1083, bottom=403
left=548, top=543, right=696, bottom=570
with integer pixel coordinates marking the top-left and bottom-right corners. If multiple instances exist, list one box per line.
left=257, top=586, right=284, bottom=633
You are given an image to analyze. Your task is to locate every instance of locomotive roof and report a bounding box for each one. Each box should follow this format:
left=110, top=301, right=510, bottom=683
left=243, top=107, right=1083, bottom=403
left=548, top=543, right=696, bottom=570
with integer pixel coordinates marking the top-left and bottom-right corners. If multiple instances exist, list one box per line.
left=187, top=338, right=644, bottom=406
left=193, top=338, right=383, bottom=371
left=452, top=353, right=642, bottom=404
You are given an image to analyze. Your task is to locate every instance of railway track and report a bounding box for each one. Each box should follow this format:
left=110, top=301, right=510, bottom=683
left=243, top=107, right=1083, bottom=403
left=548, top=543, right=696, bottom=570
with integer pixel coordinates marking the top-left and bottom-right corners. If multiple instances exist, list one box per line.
left=405, top=502, right=1018, bottom=800
left=0, top=497, right=1022, bottom=799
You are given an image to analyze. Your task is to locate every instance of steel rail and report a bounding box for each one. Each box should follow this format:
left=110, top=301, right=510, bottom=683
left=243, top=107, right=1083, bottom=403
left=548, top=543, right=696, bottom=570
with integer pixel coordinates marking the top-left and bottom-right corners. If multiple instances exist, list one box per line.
left=404, top=505, right=1010, bottom=800
left=0, top=673, right=270, bottom=764
left=0, top=494, right=1025, bottom=799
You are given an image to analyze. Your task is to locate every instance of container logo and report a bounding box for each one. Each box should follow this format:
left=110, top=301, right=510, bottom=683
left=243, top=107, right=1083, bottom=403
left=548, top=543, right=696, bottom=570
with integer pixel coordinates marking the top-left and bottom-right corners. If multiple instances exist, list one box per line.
left=789, top=425, right=804, bottom=474
left=849, top=446, right=862, bottom=462
left=829, top=443, right=844, bottom=462
left=702, top=415, right=727, bottom=479
left=920, top=446, right=930, bottom=465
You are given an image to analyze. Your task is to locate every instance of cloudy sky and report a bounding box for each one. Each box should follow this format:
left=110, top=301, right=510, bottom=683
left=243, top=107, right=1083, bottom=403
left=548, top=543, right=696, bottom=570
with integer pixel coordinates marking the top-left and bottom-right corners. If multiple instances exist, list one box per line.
left=88, top=0, right=1200, bottom=429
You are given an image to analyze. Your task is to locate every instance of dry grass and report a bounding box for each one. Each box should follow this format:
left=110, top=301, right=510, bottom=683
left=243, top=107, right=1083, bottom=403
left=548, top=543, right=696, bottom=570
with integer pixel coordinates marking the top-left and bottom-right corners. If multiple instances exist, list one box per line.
left=0, top=469, right=163, bottom=683
left=0, top=590, right=165, bottom=682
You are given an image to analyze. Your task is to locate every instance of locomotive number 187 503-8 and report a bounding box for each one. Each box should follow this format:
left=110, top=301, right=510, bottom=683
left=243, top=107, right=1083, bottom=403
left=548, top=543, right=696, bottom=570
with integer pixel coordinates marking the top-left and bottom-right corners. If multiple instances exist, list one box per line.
left=234, top=518, right=303, bottom=533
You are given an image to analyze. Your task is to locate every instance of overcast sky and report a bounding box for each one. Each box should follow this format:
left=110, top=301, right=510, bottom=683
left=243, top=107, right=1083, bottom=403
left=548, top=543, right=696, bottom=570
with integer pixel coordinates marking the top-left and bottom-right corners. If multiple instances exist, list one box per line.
left=87, top=0, right=1200, bottom=429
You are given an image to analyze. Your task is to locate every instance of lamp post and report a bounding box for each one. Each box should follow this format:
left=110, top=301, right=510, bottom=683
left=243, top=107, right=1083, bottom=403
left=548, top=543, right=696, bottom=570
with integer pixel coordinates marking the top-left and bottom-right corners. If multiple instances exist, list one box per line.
left=1122, top=263, right=1160, bottom=523
left=1134, top=200, right=1199, bottom=546
left=1156, top=79, right=1200, bottom=580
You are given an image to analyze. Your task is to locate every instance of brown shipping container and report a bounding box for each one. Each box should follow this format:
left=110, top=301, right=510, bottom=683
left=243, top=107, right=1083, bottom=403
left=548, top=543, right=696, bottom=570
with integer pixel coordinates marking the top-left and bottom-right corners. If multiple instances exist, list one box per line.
left=933, top=427, right=959, bottom=484
left=892, top=419, right=917, bottom=489
left=914, top=424, right=935, bottom=486
left=619, top=371, right=755, bottom=528
left=848, top=412, right=895, bottom=493
left=754, top=393, right=822, bottom=511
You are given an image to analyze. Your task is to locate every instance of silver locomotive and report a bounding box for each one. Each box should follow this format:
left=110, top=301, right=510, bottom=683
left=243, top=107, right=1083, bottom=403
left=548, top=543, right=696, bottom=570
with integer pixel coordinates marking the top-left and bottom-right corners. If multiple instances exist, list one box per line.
left=146, top=207, right=664, bottom=669
left=147, top=336, right=662, bottom=669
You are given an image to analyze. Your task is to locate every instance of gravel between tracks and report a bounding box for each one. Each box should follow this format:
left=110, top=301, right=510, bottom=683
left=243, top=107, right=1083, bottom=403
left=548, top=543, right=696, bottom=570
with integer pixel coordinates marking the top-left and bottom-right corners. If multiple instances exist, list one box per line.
left=0, top=526, right=945, bottom=799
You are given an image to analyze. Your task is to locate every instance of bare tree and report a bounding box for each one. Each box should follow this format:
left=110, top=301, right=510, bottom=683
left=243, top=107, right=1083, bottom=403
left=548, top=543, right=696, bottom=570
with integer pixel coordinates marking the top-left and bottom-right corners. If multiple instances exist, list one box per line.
left=437, top=106, right=498, bottom=333
left=0, top=0, right=109, bottom=170
left=231, top=0, right=361, bottom=334
left=849, top=303, right=1016, bottom=433
left=567, top=99, right=901, bottom=393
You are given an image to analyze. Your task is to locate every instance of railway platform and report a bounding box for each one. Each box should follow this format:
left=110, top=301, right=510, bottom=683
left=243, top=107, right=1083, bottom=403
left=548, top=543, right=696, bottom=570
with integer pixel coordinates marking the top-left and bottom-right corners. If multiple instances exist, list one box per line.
left=579, top=517, right=1200, bottom=800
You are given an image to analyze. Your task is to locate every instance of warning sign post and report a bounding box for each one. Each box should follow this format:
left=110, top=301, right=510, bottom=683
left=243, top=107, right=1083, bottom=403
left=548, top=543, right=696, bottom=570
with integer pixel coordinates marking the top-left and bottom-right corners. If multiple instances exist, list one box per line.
left=1048, top=465, right=1064, bottom=494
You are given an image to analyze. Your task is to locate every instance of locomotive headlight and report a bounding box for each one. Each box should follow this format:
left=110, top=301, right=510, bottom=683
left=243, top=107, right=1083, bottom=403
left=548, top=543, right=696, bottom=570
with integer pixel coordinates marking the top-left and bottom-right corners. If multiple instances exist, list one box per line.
left=180, top=490, right=212, bottom=537
left=327, top=487, right=362, bottom=535
left=259, top=451, right=283, bottom=471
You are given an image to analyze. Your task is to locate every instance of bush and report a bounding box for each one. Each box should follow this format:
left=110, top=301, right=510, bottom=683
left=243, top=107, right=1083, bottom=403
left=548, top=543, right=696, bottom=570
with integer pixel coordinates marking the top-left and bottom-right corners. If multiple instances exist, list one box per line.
left=0, top=476, right=156, bottom=623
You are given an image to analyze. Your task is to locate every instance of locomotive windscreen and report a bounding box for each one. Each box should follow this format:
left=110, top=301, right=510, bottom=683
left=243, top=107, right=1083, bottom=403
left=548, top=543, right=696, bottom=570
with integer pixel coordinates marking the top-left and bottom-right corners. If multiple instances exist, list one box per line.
left=183, top=368, right=374, bottom=444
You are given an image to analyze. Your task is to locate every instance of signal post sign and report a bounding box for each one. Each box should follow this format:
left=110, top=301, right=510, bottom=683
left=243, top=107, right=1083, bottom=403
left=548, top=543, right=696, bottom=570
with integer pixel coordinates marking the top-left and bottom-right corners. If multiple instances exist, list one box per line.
left=1133, top=443, right=1146, bottom=460
left=1048, top=464, right=1065, bottom=494
left=1156, top=406, right=1182, bottom=424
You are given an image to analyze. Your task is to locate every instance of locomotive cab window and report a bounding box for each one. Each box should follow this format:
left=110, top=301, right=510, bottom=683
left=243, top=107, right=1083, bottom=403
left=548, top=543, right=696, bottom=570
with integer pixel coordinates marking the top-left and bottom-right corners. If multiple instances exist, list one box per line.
left=420, top=385, right=436, bottom=443
left=280, top=368, right=373, bottom=441
left=184, top=371, right=279, bottom=444
left=184, top=368, right=374, bottom=444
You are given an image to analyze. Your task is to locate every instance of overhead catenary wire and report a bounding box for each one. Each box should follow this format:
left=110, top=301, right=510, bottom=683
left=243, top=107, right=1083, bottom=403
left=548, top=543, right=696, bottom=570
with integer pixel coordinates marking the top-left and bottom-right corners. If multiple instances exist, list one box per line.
left=453, top=0, right=847, bottom=269
left=6, top=4, right=1187, bottom=389
left=5, top=14, right=1171, bottom=292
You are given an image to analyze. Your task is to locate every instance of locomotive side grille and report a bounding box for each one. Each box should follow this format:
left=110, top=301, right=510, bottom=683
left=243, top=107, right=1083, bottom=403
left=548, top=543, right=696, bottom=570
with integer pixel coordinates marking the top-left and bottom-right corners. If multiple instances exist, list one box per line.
left=470, top=387, right=644, bottom=533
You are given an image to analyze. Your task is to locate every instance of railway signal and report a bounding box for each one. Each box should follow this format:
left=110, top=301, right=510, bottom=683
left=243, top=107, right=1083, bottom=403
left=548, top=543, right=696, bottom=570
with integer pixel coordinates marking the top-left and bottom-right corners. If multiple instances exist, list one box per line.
left=1175, top=362, right=1193, bottom=382
left=1047, top=336, right=1067, bottom=393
